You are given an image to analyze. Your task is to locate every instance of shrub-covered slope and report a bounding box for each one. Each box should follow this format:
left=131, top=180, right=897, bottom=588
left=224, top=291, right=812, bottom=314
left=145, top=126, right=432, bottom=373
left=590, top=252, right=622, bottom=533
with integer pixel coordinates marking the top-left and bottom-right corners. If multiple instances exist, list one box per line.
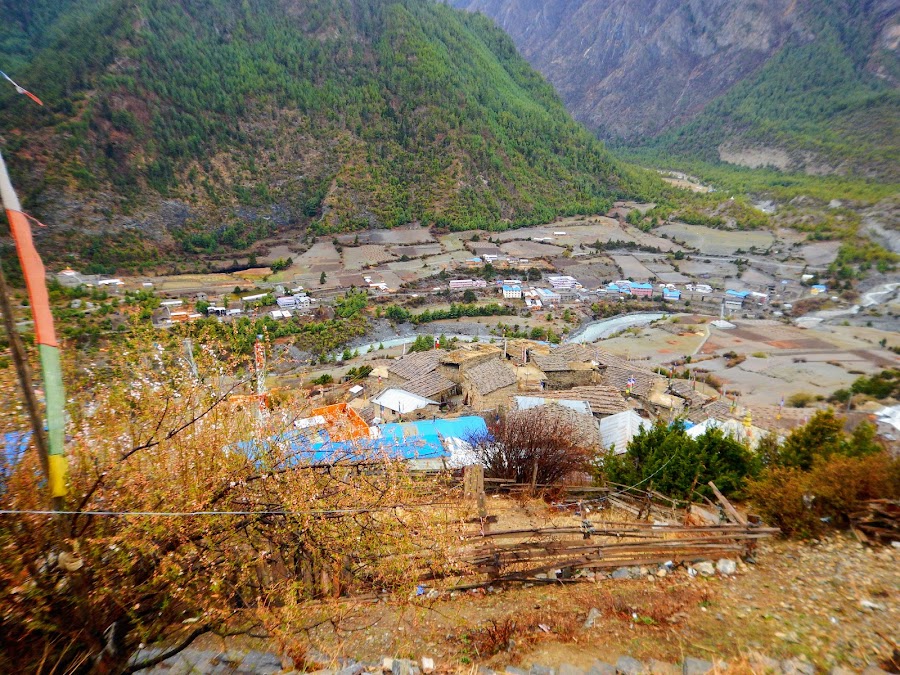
left=0, top=0, right=650, bottom=262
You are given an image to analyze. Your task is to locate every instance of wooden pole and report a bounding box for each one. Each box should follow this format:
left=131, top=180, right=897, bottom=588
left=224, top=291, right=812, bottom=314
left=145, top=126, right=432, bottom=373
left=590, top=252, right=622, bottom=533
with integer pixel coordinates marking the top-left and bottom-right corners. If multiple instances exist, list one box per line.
left=0, top=259, right=51, bottom=482
left=708, top=481, right=747, bottom=526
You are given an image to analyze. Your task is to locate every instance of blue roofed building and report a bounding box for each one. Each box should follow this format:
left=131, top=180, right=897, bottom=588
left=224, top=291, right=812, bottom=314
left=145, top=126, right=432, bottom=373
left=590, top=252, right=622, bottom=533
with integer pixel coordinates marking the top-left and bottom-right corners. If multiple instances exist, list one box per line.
left=240, top=415, right=488, bottom=472
left=663, top=288, right=681, bottom=301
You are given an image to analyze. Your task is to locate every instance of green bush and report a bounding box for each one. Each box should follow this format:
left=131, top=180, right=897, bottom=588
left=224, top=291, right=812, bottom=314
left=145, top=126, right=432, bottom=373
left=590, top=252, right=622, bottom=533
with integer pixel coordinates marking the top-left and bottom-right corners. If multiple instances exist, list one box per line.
left=769, top=410, right=882, bottom=471
left=599, top=421, right=759, bottom=500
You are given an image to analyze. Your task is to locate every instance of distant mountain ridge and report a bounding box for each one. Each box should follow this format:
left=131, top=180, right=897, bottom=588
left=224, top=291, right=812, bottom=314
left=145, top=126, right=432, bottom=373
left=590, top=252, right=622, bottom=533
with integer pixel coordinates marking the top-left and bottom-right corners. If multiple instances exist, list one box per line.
left=0, top=0, right=649, bottom=269
left=448, top=0, right=900, bottom=180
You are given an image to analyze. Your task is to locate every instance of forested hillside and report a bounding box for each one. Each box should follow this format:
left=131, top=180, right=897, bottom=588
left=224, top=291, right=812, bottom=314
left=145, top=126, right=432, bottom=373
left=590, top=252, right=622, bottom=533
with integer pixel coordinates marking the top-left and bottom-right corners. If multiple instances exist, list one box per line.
left=0, top=0, right=652, bottom=265
left=450, top=0, right=899, bottom=181
left=641, top=2, right=900, bottom=181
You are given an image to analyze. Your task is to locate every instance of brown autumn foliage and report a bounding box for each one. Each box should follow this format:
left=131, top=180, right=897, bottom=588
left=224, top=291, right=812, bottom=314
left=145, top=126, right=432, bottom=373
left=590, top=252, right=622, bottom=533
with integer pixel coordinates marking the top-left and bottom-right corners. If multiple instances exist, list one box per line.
left=746, top=451, right=900, bottom=538
left=0, top=328, right=455, bottom=674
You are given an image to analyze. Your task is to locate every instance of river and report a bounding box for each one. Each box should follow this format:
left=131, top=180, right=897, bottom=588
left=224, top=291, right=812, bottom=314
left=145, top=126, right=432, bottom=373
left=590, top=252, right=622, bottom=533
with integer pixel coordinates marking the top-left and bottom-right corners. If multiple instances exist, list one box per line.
left=566, top=312, right=666, bottom=344
left=337, top=312, right=667, bottom=360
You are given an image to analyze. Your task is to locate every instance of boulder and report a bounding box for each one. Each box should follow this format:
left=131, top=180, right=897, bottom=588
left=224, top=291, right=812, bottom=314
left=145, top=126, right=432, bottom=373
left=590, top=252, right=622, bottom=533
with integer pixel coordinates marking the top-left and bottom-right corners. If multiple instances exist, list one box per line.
left=682, top=657, right=714, bottom=675
left=588, top=662, right=617, bottom=675
left=616, top=656, right=646, bottom=675
left=692, top=562, right=716, bottom=577
left=716, top=559, right=737, bottom=575
left=584, top=607, right=603, bottom=629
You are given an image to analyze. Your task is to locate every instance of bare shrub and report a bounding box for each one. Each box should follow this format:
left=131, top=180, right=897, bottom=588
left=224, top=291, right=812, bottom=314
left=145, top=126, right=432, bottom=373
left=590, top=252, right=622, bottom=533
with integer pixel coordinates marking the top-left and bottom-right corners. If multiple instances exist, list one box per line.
left=466, top=617, right=518, bottom=657
left=465, top=408, right=596, bottom=485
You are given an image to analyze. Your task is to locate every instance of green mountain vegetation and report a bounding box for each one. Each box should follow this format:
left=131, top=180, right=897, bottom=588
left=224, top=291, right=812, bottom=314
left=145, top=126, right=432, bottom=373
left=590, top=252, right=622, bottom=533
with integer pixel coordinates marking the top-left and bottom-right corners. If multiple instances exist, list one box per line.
left=0, top=0, right=662, bottom=265
left=632, top=2, right=899, bottom=183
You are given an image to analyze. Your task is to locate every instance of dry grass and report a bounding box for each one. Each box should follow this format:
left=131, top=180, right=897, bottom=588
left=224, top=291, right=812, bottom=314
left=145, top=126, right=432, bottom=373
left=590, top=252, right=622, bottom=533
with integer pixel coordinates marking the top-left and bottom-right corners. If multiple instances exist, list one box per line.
left=462, top=609, right=581, bottom=660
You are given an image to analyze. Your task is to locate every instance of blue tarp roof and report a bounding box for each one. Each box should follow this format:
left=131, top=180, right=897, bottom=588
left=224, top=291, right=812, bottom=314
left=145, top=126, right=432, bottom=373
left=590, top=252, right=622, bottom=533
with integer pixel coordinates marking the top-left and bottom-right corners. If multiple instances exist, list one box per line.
left=238, top=416, right=488, bottom=466
left=3, top=431, right=30, bottom=467
left=726, top=290, right=750, bottom=298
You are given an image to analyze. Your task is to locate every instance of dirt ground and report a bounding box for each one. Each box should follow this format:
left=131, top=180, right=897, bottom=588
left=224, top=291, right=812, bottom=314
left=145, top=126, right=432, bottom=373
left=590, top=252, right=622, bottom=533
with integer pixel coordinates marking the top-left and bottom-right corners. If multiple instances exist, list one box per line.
left=228, top=499, right=899, bottom=673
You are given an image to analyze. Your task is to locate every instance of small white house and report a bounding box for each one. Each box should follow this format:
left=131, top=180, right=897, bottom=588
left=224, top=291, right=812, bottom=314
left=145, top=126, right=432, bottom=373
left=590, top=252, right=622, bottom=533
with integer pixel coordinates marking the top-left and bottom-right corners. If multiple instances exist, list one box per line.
left=501, top=284, right=522, bottom=299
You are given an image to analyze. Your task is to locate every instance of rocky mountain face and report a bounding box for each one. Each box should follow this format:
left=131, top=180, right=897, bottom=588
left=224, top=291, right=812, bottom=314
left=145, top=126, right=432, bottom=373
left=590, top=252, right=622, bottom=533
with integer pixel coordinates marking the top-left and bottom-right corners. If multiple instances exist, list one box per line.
left=448, top=0, right=900, bottom=179
left=449, top=0, right=803, bottom=139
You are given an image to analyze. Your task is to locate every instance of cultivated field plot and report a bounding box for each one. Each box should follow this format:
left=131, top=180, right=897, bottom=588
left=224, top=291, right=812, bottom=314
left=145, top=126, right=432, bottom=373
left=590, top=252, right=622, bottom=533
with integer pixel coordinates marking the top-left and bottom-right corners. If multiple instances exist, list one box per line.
left=566, top=260, right=621, bottom=281
left=737, top=267, right=776, bottom=286
left=343, top=245, right=396, bottom=270
left=617, top=225, right=684, bottom=253
left=389, top=244, right=443, bottom=258
left=656, top=271, right=692, bottom=283
left=656, top=224, right=775, bottom=255
left=799, top=241, right=842, bottom=267
left=676, top=259, right=739, bottom=280
left=500, top=241, right=564, bottom=258
left=368, top=227, right=436, bottom=245
left=436, top=232, right=468, bottom=252
left=600, top=329, right=705, bottom=364
left=294, top=241, right=342, bottom=272
left=610, top=255, right=655, bottom=280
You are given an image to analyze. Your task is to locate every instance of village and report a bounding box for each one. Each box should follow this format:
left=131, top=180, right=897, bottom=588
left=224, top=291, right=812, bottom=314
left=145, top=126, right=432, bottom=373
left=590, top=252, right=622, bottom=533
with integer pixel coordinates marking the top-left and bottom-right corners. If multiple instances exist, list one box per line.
left=46, top=197, right=899, bottom=464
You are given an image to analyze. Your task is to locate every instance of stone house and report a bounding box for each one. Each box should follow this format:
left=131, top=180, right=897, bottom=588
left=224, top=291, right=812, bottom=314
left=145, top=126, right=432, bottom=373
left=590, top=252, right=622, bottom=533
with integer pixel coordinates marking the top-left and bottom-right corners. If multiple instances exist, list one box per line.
left=541, top=385, right=631, bottom=418
left=531, top=352, right=599, bottom=390
left=438, top=344, right=502, bottom=384
left=462, top=359, right=518, bottom=411
left=385, top=351, right=458, bottom=403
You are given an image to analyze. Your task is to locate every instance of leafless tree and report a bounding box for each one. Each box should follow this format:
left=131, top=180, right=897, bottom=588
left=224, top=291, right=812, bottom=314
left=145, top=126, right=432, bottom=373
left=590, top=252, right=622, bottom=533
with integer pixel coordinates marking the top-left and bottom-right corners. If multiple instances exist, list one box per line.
left=466, top=408, right=595, bottom=485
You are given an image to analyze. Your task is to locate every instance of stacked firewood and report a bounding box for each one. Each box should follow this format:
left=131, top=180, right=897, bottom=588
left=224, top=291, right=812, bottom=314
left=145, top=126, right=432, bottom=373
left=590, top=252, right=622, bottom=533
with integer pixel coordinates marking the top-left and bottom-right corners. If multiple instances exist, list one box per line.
left=851, top=499, right=900, bottom=546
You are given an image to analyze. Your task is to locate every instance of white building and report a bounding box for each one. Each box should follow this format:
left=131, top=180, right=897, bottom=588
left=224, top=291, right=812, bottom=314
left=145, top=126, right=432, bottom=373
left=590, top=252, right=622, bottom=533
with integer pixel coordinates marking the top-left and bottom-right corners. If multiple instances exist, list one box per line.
left=501, top=284, right=522, bottom=299
left=449, top=279, right=487, bottom=290
left=548, top=275, right=579, bottom=289
left=276, top=294, right=311, bottom=310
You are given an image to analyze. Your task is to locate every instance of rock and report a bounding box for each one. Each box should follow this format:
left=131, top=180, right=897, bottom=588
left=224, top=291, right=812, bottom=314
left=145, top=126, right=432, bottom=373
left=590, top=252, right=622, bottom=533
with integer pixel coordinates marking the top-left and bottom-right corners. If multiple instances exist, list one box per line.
left=505, top=669, right=529, bottom=675
left=383, top=658, right=394, bottom=673
left=421, top=657, right=435, bottom=674
left=861, top=668, right=890, bottom=675
left=337, top=664, right=366, bottom=675
left=781, top=659, right=815, bottom=675
left=858, top=599, right=884, bottom=611
left=611, top=567, right=632, bottom=580
left=587, top=662, right=617, bottom=675
left=392, top=659, right=417, bottom=675
left=829, top=668, right=856, bottom=675
left=479, top=667, right=496, bottom=675
left=682, top=657, right=714, bottom=675
left=692, top=562, right=716, bottom=577
left=531, top=666, right=555, bottom=675
left=748, top=652, right=781, bottom=673
left=584, top=607, right=602, bottom=629
left=218, top=650, right=245, bottom=664
left=716, top=559, right=737, bottom=576
left=647, top=659, right=680, bottom=675
left=559, top=664, right=583, bottom=675
left=656, top=568, right=668, bottom=578
left=616, top=656, right=646, bottom=675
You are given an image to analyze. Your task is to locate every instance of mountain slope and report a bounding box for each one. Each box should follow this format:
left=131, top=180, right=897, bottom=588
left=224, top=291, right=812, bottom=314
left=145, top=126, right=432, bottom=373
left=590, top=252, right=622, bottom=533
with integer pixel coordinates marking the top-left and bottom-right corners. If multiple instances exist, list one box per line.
left=0, top=0, right=644, bottom=265
left=448, top=0, right=900, bottom=180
